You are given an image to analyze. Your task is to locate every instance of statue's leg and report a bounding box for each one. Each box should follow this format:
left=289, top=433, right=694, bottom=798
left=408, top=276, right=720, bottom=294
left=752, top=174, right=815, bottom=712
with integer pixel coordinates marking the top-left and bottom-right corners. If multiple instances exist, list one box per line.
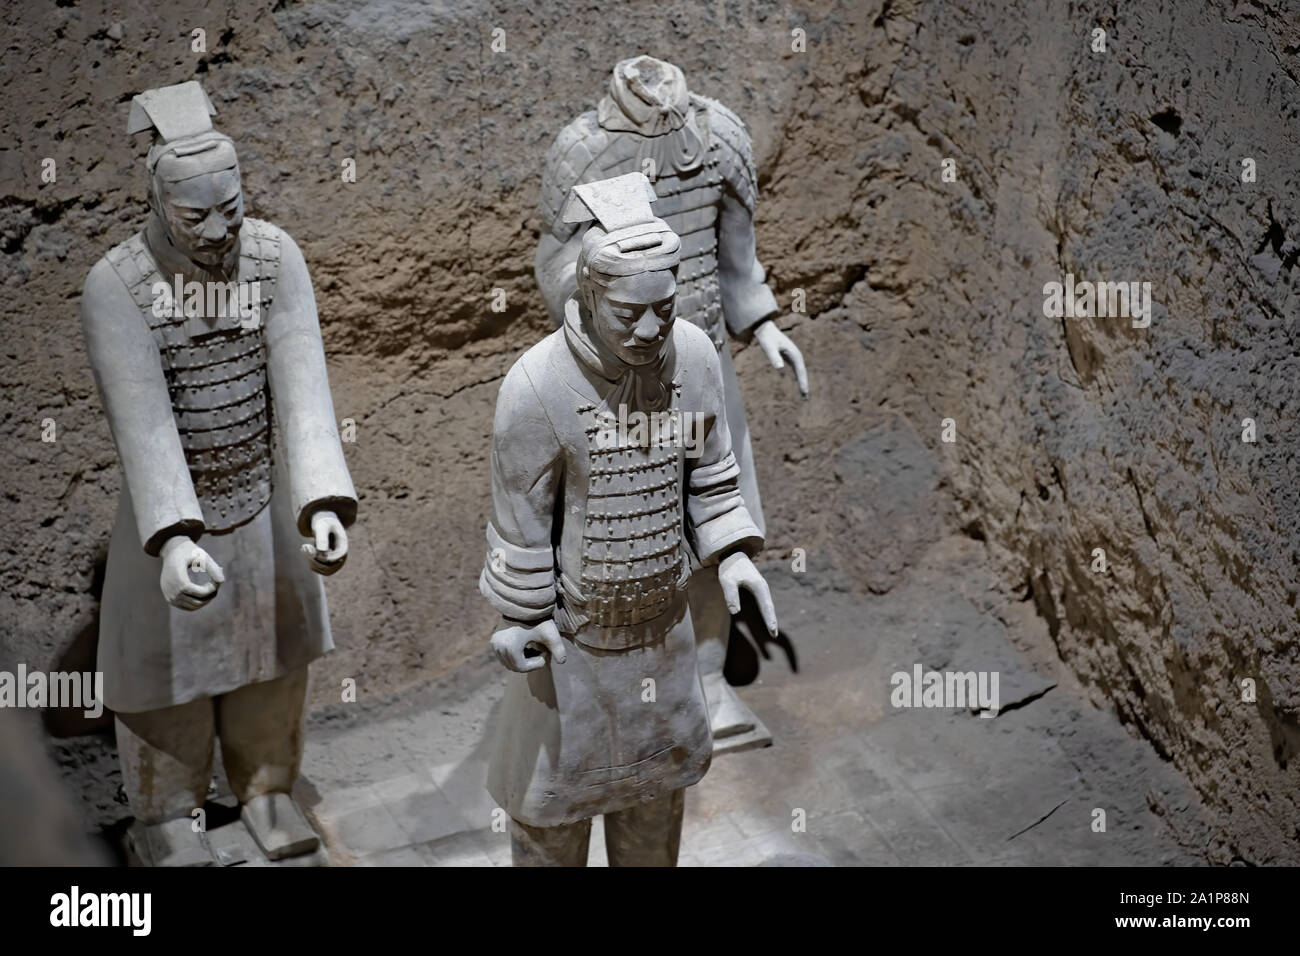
left=603, top=788, right=685, bottom=867
left=510, top=816, right=592, bottom=867
left=216, top=665, right=318, bottom=861
left=115, top=699, right=217, bottom=866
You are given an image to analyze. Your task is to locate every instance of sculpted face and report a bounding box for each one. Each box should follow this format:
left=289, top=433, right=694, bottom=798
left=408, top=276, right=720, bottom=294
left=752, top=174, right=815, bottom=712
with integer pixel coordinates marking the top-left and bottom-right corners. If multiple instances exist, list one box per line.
left=590, top=269, right=677, bottom=366
left=156, top=166, right=243, bottom=268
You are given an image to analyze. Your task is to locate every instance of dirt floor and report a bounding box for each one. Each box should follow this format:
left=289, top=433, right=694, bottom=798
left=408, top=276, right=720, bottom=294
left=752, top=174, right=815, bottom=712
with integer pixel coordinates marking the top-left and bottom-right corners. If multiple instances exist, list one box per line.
left=46, top=534, right=1217, bottom=866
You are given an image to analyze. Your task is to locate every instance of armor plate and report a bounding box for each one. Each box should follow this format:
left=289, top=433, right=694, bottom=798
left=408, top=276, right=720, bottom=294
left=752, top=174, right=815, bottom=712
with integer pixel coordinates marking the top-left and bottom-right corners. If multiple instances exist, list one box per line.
left=575, top=386, right=686, bottom=627
left=540, top=96, right=759, bottom=350
left=104, top=219, right=281, bottom=533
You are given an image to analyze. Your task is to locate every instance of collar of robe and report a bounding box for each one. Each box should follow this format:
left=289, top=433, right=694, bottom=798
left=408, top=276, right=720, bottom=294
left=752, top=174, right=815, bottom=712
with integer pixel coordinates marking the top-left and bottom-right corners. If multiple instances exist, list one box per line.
left=596, top=61, right=708, bottom=175
left=597, top=94, right=709, bottom=176
left=563, top=296, right=674, bottom=415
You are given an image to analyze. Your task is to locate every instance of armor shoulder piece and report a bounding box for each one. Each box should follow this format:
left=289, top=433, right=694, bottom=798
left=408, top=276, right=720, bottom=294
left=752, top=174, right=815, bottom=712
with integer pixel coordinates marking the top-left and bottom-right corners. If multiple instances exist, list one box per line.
left=538, top=111, right=611, bottom=241
left=699, top=95, right=759, bottom=213
left=241, top=217, right=284, bottom=267
left=242, top=216, right=281, bottom=244
left=102, top=232, right=162, bottom=316
left=240, top=218, right=283, bottom=319
left=103, top=231, right=146, bottom=274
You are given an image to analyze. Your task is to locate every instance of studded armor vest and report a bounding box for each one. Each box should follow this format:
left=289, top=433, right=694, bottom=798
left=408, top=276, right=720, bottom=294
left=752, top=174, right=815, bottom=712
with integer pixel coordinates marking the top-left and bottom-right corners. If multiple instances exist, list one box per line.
left=573, top=383, right=687, bottom=628
left=104, top=218, right=281, bottom=533
left=539, top=96, right=760, bottom=352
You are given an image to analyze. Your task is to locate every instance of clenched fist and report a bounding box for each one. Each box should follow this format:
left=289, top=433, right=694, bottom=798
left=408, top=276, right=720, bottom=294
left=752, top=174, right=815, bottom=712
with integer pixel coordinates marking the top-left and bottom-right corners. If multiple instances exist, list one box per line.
left=159, top=535, right=225, bottom=611
left=490, top=618, right=567, bottom=673
left=301, top=509, right=348, bottom=576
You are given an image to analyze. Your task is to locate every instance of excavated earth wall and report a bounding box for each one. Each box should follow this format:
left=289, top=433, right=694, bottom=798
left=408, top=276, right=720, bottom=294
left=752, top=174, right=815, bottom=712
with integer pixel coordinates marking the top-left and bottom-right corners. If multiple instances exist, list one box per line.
left=1, top=0, right=1296, bottom=862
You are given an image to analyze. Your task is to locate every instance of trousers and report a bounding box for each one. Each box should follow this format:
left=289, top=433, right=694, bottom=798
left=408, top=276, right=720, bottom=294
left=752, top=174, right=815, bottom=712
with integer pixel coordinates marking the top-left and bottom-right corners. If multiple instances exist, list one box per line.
left=510, top=787, right=686, bottom=866
left=114, top=665, right=308, bottom=824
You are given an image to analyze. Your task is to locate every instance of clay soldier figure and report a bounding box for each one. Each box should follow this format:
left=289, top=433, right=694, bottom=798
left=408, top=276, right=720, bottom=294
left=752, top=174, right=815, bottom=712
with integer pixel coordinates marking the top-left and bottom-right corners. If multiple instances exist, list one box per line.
left=535, top=56, right=809, bottom=751
left=481, top=172, right=778, bottom=866
left=80, top=81, right=356, bottom=866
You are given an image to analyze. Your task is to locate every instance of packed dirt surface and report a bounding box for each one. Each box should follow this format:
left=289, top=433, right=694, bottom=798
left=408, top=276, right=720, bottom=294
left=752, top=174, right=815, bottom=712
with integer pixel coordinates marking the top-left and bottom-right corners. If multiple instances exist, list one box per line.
left=286, top=536, right=1216, bottom=867
left=1, top=0, right=1297, bottom=863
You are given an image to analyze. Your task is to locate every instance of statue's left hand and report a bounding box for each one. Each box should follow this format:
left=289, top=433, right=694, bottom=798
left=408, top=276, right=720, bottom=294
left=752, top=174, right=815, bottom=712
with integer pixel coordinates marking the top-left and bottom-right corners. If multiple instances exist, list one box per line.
left=754, top=319, right=810, bottom=397
left=302, top=509, right=348, bottom=576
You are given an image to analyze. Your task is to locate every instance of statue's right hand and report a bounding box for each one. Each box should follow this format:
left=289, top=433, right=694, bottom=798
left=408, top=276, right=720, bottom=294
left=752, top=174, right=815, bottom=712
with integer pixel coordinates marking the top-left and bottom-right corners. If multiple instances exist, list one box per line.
left=159, top=536, right=225, bottom=611
left=490, top=618, right=567, bottom=673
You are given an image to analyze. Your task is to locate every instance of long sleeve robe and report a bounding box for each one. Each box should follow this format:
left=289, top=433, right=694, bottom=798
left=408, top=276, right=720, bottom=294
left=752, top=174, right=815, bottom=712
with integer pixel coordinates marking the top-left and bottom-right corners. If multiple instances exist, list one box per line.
left=480, top=306, right=763, bottom=826
left=81, top=219, right=356, bottom=713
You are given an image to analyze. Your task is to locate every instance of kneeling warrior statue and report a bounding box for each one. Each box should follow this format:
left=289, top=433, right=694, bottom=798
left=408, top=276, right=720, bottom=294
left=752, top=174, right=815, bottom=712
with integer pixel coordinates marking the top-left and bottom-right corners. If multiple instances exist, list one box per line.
left=535, top=56, right=809, bottom=751
left=481, top=172, right=778, bottom=866
left=80, top=81, right=357, bottom=865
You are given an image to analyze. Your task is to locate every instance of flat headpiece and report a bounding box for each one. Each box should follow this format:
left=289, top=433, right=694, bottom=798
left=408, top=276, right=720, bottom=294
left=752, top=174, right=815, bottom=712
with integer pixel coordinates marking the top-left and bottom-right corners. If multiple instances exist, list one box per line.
left=128, top=81, right=237, bottom=181
left=565, top=172, right=681, bottom=285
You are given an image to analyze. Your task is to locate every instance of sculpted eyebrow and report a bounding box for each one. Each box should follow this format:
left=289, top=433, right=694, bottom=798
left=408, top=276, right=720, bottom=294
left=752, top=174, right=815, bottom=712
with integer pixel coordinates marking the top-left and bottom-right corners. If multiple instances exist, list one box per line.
left=609, top=298, right=673, bottom=310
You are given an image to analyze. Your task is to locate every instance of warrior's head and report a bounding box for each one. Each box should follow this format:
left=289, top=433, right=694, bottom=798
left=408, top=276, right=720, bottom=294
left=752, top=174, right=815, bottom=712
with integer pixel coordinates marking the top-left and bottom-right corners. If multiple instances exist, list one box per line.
left=564, top=172, right=681, bottom=367
left=129, top=81, right=243, bottom=270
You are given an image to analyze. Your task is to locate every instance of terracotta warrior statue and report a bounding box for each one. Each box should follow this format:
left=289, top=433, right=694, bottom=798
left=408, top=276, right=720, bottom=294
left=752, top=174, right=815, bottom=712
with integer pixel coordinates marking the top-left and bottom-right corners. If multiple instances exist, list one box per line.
left=481, top=172, right=778, bottom=866
left=80, top=81, right=356, bottom=866
left=535, top=56, right=808, bottom=751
